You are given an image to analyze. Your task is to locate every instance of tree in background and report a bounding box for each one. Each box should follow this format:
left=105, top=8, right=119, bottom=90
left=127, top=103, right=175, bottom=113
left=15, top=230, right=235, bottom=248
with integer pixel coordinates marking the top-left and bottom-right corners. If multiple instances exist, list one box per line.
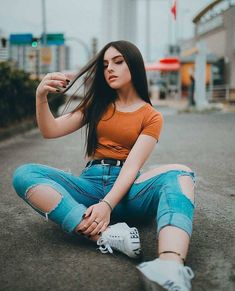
left=0, top=62, right=65, bottom=128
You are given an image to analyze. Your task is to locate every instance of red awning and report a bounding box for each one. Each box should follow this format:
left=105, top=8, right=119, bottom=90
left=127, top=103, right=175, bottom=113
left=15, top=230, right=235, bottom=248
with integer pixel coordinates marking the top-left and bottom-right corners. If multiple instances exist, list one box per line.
left=145, top=57, right=180, bottom=71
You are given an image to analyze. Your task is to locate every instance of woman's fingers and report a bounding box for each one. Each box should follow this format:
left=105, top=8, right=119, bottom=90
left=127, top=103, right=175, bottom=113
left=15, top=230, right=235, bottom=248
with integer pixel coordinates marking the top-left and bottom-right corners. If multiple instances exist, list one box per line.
left=44, top=85, right=60, bottom=93
left=45, top=72, right=69, bottom=82
left=82, top=212, right=100, bottom=234
left=77, top=213, right=97, bottom=233
left=44, top=79, right=67, bottom=89
left=98, top=223, right=109, bottom=234
left=84, top=206, right=93, bottom=218
left=76, top=204, right=110, bottom=237
left=89, top=222, right=104, bottom=236
left=83, top=221, right=103, bottom=236
left=78, top=219, right=109, bottom=237
left=44, top=73, right=70, bottom=90
left=84, top=220, right=109, bottom=236
left=36, top=72, right=71, bottom=97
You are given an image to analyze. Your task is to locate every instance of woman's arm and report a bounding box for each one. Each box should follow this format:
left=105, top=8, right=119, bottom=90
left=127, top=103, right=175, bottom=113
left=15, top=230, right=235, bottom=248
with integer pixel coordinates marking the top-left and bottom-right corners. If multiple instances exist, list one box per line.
left=36, top=72, right=85, bottom=138
left=103, top=134, right=157, bottom=208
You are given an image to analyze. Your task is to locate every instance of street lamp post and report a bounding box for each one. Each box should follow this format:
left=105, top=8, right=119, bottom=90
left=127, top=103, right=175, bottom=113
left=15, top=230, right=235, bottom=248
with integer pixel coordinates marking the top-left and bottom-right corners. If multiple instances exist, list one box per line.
left=66, top=37, right=91, bottom=65
left=40, top=0, right=48, bottom=75
left=146, top=0, right=151, bottom=61
left=42, top=0, right=47, bottom=46
left=135, top=0, right=172, bottom=61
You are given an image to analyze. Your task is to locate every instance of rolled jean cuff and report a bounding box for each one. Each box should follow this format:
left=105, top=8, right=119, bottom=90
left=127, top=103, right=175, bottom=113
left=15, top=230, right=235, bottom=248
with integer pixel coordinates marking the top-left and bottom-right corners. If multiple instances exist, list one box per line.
left=61, top=205, right=87, bottom=233
left=157, top=213, right=193, bottom=238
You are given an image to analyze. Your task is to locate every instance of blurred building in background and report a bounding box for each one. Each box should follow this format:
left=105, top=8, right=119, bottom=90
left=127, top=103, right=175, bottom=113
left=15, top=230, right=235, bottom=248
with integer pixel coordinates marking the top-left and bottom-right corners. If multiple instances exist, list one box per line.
left=101, top=0, right=137, bottom=45
left=1, top=0, right=234, bottom=105
left=180, top=0, right=235, bottom=102
left=146, top=0, right=235, bottom=105
left=0, top=33, right=70, bottom=78
left=9, top=45, right=70, bottom=75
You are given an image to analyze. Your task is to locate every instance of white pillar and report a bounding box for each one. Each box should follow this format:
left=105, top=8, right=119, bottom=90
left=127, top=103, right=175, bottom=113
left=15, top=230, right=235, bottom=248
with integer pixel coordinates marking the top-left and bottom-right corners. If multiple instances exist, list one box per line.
left=195, top=40, right=209, bottom=109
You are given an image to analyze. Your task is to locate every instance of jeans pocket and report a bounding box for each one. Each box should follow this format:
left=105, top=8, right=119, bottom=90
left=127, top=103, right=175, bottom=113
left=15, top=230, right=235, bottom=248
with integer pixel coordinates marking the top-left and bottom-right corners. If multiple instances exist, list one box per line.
left=81, top=167, right=89, bottom=175
left=81, top=165, right=92, bottom=175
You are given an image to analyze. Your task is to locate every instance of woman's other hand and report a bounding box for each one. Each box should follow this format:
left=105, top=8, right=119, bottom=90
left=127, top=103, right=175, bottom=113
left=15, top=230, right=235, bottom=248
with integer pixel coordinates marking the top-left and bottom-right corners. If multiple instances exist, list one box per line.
left=77, top=202, right=112, bottom=237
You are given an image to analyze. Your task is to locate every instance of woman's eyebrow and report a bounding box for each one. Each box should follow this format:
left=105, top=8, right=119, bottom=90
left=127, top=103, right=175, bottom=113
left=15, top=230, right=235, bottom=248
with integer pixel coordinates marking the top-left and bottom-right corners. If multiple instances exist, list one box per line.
left=103, top=55, right=123, bottom=62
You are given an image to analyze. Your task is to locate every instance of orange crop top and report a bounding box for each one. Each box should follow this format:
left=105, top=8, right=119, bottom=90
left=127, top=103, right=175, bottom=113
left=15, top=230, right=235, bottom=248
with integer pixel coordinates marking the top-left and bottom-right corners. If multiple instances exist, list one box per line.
left=92, top=103, right=163, bottom=160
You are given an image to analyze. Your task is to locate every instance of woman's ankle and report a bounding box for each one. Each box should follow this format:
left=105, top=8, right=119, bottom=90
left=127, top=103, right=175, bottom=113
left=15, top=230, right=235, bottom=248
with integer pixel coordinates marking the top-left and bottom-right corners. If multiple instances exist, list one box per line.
left=159, top=253, right=184, bottom=264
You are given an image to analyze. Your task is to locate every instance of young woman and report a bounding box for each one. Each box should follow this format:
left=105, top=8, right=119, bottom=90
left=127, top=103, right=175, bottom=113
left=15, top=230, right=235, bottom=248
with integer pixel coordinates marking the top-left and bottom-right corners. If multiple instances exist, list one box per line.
left=12, top=40, right=196, bottom=291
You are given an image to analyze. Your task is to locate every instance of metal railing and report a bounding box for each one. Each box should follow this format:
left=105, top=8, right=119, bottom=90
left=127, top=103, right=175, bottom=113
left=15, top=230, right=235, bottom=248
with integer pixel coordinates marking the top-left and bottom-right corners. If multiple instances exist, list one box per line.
left=0, top=48, right=8, bottom=62
left=207, top=84, right=231, bottom=102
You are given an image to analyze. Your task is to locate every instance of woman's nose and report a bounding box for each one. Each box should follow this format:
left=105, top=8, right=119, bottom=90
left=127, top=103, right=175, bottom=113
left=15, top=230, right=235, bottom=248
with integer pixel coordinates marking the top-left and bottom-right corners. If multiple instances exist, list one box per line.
left=107, top=63, right=114, bottom=72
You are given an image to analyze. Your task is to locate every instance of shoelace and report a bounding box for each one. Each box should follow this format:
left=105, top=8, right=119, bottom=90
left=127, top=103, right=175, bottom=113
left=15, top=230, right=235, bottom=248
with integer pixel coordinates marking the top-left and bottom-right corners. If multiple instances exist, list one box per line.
left=182, top=266, right=194, bottom=280
left=163, top=283, right=182, bottom=291
left=97, top=237, right=113, bottom=254
left=181, top=266, right=194, bottom=290
left=97, top=236, right=124, bottom=254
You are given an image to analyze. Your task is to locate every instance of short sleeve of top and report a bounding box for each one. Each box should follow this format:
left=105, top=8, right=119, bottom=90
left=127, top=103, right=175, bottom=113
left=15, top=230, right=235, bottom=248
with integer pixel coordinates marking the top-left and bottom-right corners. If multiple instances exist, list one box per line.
left=140, top=107, right=163, bottom=142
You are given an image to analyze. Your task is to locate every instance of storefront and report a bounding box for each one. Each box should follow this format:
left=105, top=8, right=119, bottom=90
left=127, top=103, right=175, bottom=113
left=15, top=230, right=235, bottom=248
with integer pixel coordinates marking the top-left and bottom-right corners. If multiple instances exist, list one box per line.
left=145, top=57, right=180, bottom=100
left=181, top=0, right=235, bottom=102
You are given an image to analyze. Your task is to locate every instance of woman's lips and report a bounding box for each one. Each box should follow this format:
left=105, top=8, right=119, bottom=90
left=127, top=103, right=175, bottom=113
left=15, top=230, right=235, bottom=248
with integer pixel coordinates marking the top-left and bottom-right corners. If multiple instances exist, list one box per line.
left=109, top=76, right=118, bottom=82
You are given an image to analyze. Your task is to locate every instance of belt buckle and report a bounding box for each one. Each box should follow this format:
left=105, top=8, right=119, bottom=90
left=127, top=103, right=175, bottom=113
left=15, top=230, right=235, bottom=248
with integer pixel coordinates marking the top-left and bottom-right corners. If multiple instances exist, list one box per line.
left=101, top=159, right=110, bottom=166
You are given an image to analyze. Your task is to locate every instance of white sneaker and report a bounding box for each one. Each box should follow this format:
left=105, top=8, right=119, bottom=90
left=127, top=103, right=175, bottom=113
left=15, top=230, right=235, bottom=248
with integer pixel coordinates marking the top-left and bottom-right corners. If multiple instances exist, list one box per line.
left=97, top=222, right=141, bottom=259
left=137, top=258, right=194, bottom=291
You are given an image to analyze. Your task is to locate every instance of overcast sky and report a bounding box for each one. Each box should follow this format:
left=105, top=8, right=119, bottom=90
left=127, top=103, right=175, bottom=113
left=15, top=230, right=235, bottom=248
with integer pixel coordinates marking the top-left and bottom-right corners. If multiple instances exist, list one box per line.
left=0, top=0, right=212, bottom=67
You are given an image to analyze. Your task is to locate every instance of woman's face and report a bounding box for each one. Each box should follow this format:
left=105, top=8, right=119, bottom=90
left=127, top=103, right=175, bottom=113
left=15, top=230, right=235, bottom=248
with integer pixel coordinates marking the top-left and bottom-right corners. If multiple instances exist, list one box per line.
left=103, top=46, right=132, bottom=90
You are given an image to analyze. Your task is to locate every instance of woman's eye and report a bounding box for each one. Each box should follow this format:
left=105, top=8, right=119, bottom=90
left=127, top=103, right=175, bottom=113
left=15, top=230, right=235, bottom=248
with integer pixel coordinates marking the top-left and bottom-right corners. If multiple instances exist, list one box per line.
left=103, top=60, right=123, bottom=69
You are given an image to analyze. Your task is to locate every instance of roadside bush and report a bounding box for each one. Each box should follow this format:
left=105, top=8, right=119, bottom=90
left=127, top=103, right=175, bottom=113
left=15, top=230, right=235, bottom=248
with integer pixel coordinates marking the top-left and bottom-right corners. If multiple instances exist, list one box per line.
left=0, top=62, right=65, bottom=128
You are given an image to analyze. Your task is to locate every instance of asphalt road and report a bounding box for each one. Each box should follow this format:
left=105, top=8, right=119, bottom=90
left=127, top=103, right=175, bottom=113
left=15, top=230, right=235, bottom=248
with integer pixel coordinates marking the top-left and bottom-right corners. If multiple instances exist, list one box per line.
left=0, top=107, right=234, bottom=291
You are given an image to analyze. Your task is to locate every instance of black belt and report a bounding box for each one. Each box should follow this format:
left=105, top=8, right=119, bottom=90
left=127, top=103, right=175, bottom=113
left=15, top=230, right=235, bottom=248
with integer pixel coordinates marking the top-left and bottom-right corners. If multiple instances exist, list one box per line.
left=85, top=159, right=125, bottom=168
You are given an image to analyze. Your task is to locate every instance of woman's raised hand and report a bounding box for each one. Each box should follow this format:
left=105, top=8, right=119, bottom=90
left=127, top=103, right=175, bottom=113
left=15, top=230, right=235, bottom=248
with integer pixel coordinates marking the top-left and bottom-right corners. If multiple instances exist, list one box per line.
left=36, top=72, right=70, bottom=99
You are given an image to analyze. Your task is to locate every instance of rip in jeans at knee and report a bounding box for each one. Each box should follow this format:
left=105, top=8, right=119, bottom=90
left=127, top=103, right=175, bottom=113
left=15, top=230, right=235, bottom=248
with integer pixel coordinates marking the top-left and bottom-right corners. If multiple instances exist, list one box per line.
left=25, top=184, right=63, bottom=221
left=177, top=173, right=196, bottom=205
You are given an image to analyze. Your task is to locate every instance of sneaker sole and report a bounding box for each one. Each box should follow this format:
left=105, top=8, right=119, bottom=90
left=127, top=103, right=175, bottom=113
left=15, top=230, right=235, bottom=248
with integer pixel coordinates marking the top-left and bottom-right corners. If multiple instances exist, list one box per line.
left=128, top=227, right=141, bottom=258
left=138, top=270, right=165, bottom=291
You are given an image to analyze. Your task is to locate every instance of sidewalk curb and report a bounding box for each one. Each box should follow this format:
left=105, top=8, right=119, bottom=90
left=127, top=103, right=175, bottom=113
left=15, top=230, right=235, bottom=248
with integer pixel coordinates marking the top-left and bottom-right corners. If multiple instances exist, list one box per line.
left=0, top=119, right=37, bottom=142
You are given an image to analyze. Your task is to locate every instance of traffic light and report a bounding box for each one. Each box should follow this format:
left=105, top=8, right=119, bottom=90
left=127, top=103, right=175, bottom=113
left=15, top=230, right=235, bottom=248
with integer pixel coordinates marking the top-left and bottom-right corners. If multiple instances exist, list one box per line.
left=31, top=37, right=39, bottom=48
left=1, top=38, right=7, bottom=48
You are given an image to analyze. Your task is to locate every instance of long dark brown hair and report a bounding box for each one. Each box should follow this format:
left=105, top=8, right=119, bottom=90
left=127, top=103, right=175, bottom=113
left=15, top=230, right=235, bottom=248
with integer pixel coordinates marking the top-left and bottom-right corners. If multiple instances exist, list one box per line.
left=62, top=40, right=152, bottom=158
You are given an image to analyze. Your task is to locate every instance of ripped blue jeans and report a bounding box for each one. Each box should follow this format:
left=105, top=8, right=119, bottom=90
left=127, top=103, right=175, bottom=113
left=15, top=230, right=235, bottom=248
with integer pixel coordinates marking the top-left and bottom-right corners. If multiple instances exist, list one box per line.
left=12, top=163, right=196, bottom=237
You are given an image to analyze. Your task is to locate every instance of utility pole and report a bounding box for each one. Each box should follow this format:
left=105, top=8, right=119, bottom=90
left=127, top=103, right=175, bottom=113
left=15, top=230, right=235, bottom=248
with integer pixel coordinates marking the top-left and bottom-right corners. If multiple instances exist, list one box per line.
left=91, top=37, right=98, bottom=58
left=146, top=0, right=150, bottom=61
left=42, top=0, right=47, bottom=46
left=168, top=0, right=172, bottom=47
left=41, top=0, right=48, bottom=74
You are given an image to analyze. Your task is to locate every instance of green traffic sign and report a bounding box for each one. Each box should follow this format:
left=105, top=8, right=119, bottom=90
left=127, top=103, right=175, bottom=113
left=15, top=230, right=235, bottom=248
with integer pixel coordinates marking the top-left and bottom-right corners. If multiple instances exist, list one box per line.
left=43, top=33, right=64, bottom=45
